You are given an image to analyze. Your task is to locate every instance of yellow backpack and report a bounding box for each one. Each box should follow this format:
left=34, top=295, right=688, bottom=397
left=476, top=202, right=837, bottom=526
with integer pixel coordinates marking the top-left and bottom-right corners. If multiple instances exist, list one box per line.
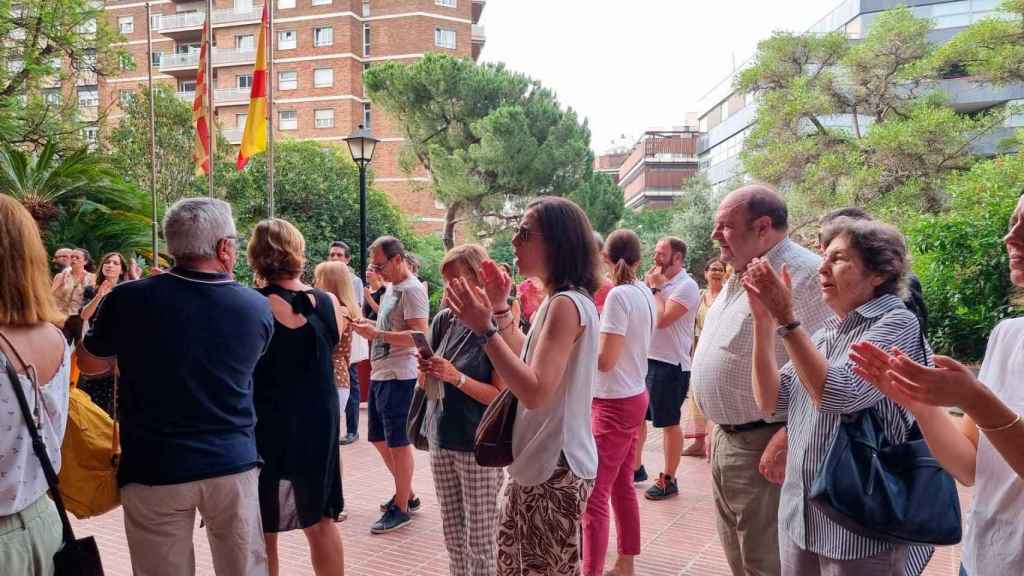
left=58, top=380, right=121, bottom=519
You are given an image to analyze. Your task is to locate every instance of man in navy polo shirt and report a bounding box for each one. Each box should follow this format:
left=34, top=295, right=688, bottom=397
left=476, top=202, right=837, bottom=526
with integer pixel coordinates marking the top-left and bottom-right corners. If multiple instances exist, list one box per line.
left=79, top=197, right=274, bottom=576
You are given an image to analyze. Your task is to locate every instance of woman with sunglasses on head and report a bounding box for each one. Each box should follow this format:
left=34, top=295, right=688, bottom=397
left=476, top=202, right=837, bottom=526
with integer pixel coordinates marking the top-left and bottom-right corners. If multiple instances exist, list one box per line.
left=851, top=193, right=1024, bottom=576
left=447, top=196, right=600, bottom=576
left=77, top=251, right=131, bottom=417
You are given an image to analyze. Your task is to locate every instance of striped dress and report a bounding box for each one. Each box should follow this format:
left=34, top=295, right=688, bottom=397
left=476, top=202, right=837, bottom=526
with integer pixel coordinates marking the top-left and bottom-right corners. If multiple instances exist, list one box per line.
left=776, top=294, right=934, bottom=570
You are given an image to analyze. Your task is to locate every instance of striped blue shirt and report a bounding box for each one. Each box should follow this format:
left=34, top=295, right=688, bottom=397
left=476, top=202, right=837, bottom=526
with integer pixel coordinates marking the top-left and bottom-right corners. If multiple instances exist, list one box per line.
left=775, top=294, right=930, bottom=562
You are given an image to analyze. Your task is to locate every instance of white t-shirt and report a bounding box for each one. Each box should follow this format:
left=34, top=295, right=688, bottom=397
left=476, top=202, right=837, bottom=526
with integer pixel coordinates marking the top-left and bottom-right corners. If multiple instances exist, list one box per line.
left=647, top=269, right=700, bottom=369
left=961, top=317, right=1024, bottom=576
left=594, top=282, right=655, bottom=399
left=370, top=275, right=429, bottom=381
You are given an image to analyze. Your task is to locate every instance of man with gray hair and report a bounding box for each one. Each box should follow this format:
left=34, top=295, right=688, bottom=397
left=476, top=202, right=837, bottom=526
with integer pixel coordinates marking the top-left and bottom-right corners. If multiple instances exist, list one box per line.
left=691, top=184, right=831, bottom=576
left=79, top=197, right=274, bottom=576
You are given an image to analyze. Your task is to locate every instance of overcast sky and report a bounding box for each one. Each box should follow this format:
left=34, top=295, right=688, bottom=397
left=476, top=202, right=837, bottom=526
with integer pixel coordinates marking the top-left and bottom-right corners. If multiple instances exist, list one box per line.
left=477, top=0, right=836, bottom=153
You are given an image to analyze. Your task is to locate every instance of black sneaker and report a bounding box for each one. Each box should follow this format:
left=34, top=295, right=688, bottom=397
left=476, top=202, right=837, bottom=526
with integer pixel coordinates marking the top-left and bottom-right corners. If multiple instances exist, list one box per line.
left=644, top=473, right=679, bottom=500
left=339, top=432, right=358, bottom=446
left=633, top=465, right=648, bottom=483
left=370, top=504, right=412, bottom=534
left=379, top=494, right=421, bottom=513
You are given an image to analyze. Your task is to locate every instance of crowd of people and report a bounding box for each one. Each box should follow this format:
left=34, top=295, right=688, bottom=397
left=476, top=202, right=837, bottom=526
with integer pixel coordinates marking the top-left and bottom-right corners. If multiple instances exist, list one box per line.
left=0, top=183, right=1022, bottom=576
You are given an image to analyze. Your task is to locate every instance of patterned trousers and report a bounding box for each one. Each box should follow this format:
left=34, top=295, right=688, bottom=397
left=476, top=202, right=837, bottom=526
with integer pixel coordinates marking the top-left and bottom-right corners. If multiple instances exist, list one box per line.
left=430, top=446, right=505, bottom=576
left=497, top=459, right=594, bottom=576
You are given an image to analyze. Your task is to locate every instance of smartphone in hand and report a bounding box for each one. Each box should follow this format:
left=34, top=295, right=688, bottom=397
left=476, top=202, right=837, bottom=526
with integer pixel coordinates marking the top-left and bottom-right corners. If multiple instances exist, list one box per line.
left=411, top=331, right=433, bottom=359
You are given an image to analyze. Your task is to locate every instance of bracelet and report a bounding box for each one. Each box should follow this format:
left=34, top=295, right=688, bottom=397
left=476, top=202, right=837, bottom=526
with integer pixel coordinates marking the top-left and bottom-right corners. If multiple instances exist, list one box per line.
left=976, top=413, right=1022, bottom=433
left=493, top=308, right=512, bottom=317
left=497, top=316, right=515, bottom=332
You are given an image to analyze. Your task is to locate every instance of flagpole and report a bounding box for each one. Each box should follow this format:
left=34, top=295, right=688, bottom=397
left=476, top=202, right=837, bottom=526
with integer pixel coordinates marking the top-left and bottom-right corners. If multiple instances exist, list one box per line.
left=146, top=2, right=159, bottom=266
left=266, top=1, right=275, bottom=218
left=206, top=0, right=215, bottom=197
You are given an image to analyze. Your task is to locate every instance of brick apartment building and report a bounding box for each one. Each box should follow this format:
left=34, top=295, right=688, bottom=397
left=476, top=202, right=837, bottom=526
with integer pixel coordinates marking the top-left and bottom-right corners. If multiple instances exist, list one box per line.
left=92, top=0, right=487, bottom=233
left=595, top=127, right=701, bottom=210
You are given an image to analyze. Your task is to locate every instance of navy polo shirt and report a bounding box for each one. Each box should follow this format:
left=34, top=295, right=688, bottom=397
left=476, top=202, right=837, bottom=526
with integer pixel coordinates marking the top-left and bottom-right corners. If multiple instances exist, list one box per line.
left=83, top=267, right=274, bottom=486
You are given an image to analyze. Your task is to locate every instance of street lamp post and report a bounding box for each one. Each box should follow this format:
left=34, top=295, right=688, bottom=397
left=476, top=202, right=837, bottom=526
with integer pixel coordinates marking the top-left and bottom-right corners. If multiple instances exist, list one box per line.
left=343, top=124, right=379, bottom=283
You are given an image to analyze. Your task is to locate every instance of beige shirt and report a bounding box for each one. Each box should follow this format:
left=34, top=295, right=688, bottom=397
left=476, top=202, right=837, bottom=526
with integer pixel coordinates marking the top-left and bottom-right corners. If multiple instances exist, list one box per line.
left=691, top=238, right=831, bottom=426
left=53, top=269, right=95, bottom=315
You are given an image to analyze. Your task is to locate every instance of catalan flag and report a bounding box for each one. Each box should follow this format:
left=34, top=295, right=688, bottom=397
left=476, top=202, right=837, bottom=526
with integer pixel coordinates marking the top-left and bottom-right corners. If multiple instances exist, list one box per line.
left=237, top=3, right=269, bottom=170
left=192, top=19, right=211, bottom=175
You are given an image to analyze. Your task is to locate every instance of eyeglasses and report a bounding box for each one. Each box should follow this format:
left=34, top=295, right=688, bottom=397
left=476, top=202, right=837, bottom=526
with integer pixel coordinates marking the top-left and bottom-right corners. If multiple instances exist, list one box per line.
left=513, top=225, right=543, bottom=243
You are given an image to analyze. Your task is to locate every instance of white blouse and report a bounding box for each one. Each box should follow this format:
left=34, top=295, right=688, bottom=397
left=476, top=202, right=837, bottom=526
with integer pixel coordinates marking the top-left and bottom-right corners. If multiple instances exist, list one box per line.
left=961, top=317, right=1024, bottom=575
left=508, top=290, right=599, bottom=486
left=0, top=343, right=70, bottom=516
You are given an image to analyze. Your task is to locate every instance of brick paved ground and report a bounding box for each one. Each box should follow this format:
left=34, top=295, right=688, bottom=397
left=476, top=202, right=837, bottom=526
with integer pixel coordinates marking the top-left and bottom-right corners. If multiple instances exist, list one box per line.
left=71, top=406, right=968, bottom=575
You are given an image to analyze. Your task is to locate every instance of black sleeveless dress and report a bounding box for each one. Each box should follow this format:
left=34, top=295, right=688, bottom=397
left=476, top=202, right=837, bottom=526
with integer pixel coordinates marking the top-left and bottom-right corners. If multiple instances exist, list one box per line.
left=253, top=285, right=343, bottom=532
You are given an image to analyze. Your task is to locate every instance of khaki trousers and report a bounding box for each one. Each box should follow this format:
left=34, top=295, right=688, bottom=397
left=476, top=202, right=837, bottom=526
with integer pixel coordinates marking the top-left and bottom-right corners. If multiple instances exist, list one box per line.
left=121, top=468, right=268, bottom=576
left=712, top=424, right=784, bottom=576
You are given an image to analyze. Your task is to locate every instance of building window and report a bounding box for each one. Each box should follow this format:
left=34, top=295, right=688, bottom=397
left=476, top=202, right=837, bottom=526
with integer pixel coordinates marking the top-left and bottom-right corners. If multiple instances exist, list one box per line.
left=180, top=79, right=196, bottom=92
left=435, top=0, right=456, bottom=6
left=119, top=89, right=132, bottom=106
left=314, top=67, right=333, bottom=87
left=279, top=110, right=297, bottom=130
left=278, top=30, right=296, bottom=50
left=234, top=0, right=253, bottom=10
left=314, top=26, right=333, bottom=47
left=236, top=113, right=248, bottom=128
left=80, top=48, right=97, bottom=71
left=236, top=34, right=255, bottom=51
left=118, top=16, right=134, bottom=34
left=362, top=102, right=371, bottom=128
left=314, top=108, right=334, bottom=129
left=119, top=54, right=133, bottom=70
left=363, top=24, right=370, bottom=56
left=77, top=85, right=99, bottom=107
left=151, top=51, right=163, bottom=66
left=278, top=70, right=297, bottom=91
left=82, top=126, right=99, bottom=144
left=43, top=88, right=60, bottom=106
left=363, top=62, right=371, bottom=73
left=362, top=0, right=370, bottom=16
left=278, top=0, right=294, bottom=8
left=76, top=18, right=96, bottom=34
left=312, top=0, right=331, bottom=5
left=236, top=74, right=253, bottom=89
left=434, top=27, right=456, bottom=49
left=150, top=13, right=161, bottom=31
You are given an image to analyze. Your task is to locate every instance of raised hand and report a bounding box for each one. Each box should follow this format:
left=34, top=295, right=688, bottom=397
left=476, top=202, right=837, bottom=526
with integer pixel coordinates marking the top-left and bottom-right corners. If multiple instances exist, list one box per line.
left=849, top=342, right=923, bottom=412
left=742, top=259, right=795, bottom=324
left=645, top=265, right=667, bottom=290
left=886, top=351, right=983, bottom=409
left=446, top=277, right=493, bottom=334
left=479, top=260, right=512, bottom=311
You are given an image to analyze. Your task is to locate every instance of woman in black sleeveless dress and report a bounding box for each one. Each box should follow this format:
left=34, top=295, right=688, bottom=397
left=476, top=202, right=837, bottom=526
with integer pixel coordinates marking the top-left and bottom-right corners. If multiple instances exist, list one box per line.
left=247, top=219, right=345, bottom=576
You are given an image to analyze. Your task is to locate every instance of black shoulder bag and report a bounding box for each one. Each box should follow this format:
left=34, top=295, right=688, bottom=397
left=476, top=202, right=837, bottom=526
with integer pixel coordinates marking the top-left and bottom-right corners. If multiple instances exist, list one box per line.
left=1, top=342, right=104, bottom=575
left=808, top=329, right=962, bottom=545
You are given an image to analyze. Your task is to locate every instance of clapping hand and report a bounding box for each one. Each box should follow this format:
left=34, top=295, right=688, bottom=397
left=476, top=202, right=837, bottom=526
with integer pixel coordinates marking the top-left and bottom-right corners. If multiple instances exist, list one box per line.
left=851, top=341, right=982, bottom=410
left=479, top=260, right=512, bottom=311
left=97, top=278, right=115, bottom=298
left=742, top=259, right=795, bottom=324
left=446, top=277, right=493, bottom=335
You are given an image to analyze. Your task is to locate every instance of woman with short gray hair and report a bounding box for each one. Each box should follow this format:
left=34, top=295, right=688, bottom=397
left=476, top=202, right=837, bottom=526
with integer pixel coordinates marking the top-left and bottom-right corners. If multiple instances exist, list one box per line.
left=743, top=218, right=928, bottom=575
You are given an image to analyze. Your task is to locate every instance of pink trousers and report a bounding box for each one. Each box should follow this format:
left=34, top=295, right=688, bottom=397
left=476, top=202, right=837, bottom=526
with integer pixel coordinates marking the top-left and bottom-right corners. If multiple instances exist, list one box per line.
left=582, top=390, right=649, bottom=576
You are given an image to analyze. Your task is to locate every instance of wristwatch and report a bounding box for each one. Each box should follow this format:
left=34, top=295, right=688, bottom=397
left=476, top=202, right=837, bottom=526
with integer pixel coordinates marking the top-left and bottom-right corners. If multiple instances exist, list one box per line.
left=776, top=320, right=802, bottom=339
left=456, top=373, right=467, bottom=389
left=478, top=322, right=499, bottom=344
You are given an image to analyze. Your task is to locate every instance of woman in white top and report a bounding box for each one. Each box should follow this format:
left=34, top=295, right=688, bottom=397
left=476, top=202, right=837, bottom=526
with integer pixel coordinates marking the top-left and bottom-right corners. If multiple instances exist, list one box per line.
left=851, top=192, right=1024, bottom=576
left=0, top=195, right=71, bottom=576
left=447, top=196, right=601, bottom=576
left=582, top=229, right=655, bottom=576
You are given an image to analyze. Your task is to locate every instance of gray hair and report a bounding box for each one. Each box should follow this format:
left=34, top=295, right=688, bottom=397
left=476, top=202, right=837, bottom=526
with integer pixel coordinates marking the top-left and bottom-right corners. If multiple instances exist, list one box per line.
left=163, top=197, right=237, bottom=260
left=820, top=217, right=909, bottom=298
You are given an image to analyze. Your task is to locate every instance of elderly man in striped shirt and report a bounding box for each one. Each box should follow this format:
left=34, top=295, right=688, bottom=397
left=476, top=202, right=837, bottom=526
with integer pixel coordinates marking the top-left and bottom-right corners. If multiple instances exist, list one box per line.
left=691, top=184, right=832, bottom=576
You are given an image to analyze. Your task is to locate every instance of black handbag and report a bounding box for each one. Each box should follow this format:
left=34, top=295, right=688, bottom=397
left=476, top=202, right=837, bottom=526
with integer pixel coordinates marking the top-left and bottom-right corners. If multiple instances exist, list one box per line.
left=809, top=408, right=963, bottom=546
left=407, top=386, right=430, bottom=452
left=1, top=340, right=105, bottom=576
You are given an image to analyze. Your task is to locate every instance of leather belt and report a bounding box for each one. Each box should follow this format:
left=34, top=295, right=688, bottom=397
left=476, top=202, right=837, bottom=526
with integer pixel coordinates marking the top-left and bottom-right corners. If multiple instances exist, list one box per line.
left=718, top=419, right=780, bottom=434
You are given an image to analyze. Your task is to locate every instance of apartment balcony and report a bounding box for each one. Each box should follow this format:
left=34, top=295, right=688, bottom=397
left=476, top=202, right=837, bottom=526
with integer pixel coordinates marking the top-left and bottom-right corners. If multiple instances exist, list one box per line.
left=158, top=48, right=257, bottom=77
left=157, top=5, right=263, bottom=41
left=471, top=24, right=485, bottom=60
left=176, top=90, right=195, bottom=102
left=221, top=126, right=244, bottom=145
left=214, top=87, right=250, bottom=104
left=471, top=0, right=486, bottom=23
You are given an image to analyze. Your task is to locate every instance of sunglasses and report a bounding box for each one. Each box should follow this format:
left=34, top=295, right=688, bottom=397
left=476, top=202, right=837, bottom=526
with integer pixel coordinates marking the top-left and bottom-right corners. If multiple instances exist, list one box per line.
left=513, top=225, right=543, bottom=243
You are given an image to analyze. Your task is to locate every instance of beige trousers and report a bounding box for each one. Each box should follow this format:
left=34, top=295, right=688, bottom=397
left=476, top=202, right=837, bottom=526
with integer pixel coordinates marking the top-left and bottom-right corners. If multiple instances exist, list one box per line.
left=121, top=467, right=268, bottom=576
left=712, top=424, right=784, bottom=576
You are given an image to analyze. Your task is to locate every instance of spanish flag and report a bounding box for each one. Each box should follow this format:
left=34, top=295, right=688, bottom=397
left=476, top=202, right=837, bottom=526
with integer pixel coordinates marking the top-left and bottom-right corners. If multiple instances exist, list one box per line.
left=192, top=19, right=211, bottom=175
left=237, top=3, right=269, bottom=170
